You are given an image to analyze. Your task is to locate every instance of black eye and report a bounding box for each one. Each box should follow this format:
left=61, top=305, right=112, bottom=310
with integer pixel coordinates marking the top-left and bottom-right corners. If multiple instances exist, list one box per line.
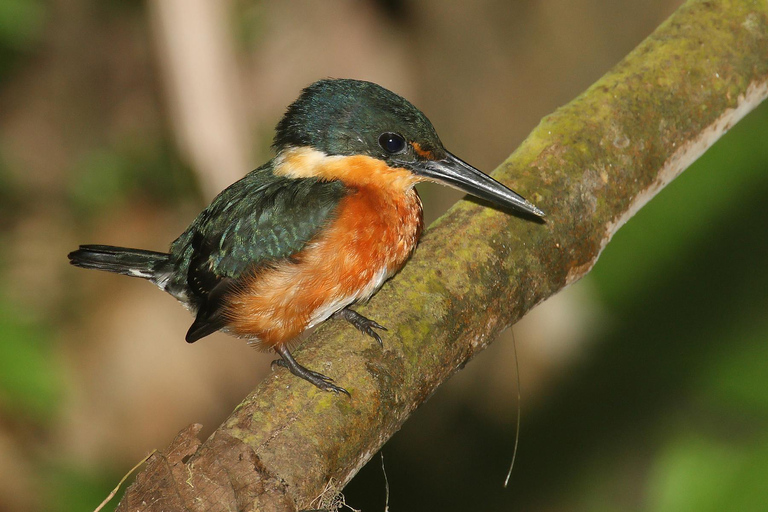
left=378, top=132, right=406, bottom=154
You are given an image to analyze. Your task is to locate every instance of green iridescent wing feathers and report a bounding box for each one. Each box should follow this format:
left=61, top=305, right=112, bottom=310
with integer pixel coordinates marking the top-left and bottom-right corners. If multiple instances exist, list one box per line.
left=168, top=162, right=348, bottom=304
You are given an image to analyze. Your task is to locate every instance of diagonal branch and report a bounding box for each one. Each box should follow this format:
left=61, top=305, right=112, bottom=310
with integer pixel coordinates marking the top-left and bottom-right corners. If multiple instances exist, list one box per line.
left=117, top=1, right=768, bottom=510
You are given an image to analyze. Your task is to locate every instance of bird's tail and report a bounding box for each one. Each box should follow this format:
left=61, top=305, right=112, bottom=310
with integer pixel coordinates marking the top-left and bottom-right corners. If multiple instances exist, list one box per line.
left=68, top=244, right=170, bottom=282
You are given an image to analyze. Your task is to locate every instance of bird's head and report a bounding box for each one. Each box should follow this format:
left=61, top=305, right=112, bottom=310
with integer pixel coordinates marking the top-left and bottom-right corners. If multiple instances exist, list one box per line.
left=273, top=79, right=544, bottom=217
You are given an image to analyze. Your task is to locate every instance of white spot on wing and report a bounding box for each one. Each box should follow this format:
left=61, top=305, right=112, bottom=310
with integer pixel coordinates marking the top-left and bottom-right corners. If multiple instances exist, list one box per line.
left=128, top=268, right=153, bottom=279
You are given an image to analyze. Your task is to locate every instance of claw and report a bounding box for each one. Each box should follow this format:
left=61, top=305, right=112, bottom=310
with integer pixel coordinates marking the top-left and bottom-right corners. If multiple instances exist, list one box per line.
left=334, top=308, right=387, bottom=347
left=272, top=346, right=350, bottom=396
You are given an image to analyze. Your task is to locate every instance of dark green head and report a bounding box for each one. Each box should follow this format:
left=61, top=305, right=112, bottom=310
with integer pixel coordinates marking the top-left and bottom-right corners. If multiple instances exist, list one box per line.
left=273, top=79, right=544, bottom=217
left=273, top=79, right=445, bottom=165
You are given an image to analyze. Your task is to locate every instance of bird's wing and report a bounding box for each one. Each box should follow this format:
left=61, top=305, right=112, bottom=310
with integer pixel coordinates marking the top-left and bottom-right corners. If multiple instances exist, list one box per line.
left=169, top=164, right=349, bottom=341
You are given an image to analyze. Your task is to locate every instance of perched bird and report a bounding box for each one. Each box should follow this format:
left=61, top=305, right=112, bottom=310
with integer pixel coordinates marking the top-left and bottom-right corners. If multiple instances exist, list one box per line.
left=68, top=79, right=544, bottom=395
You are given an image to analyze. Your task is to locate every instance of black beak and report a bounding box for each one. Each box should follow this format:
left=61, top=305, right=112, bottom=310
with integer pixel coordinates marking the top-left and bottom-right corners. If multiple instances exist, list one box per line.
left=411, top=152, right=545, bottom=217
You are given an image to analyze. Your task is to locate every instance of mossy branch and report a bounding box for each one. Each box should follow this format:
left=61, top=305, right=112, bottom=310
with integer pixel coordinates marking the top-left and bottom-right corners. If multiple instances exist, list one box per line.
left=117, top=1, right=768, bottom=510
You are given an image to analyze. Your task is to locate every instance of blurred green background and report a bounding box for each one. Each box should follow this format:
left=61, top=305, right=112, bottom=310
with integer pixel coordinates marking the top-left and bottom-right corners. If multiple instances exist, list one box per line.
left=1, top=0, right=766, bottom=511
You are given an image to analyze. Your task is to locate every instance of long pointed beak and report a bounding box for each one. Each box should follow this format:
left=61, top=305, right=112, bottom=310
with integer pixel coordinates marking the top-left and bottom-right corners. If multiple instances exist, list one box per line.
left=412, top=152, right=545, bottom=217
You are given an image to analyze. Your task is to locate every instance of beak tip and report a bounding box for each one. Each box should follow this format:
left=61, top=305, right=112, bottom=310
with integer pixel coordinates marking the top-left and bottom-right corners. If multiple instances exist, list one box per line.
left=512, top=197, right=545, bottom=218
left=528, top=204, right=546, bottom=217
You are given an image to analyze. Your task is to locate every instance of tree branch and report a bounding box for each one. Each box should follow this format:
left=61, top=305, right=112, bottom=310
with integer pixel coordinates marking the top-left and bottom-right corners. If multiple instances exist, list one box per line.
left=117, top=1, right=768, bottom=510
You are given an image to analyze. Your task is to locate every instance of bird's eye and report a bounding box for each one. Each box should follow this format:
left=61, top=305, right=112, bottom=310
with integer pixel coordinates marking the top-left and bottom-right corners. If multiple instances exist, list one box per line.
left=378, top=132, right=406, bottom=154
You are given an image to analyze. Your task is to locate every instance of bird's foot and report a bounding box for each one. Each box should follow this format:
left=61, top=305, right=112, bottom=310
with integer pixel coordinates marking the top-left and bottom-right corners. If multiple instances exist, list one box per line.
left=272, top=345, right=350, bottom=396
left=333, top=308, right=387, bottom=347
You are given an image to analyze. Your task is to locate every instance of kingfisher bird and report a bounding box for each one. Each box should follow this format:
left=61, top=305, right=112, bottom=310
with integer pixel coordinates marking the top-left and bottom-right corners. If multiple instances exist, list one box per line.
left=68, top=78, right=544, bottom=395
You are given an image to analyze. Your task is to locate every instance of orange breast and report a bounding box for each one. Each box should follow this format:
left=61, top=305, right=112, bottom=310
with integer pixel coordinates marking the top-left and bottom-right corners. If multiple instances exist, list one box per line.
left=223, top=177, right=423, bottom=349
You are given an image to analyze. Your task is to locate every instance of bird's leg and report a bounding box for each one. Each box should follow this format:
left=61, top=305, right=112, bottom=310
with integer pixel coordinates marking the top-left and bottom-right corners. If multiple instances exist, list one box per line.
left=333, top=307, right=387, bottom=347
left=272, top=344, right=350, bottom=396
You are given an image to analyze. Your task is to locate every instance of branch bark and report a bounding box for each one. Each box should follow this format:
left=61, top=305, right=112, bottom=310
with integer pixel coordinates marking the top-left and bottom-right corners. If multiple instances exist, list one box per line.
left=117, top=1, right=768, bottom=510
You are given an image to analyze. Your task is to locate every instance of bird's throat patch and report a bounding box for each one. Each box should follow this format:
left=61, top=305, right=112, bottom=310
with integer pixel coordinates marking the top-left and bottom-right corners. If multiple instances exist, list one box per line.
left=274, top=147, right=421, bottom=191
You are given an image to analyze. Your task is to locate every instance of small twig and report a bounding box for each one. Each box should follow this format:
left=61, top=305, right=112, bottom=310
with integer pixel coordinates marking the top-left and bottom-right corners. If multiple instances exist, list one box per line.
left=94, top=450, right=157, bottom=512
left=504, top=328, right=522, bottom=488
left=381, top=452, right=390, bottom=512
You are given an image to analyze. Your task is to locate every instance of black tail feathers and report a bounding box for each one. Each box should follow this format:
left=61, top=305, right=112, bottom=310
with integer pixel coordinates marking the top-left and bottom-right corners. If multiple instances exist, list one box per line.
left=68, top=245, right=170, bottom=280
